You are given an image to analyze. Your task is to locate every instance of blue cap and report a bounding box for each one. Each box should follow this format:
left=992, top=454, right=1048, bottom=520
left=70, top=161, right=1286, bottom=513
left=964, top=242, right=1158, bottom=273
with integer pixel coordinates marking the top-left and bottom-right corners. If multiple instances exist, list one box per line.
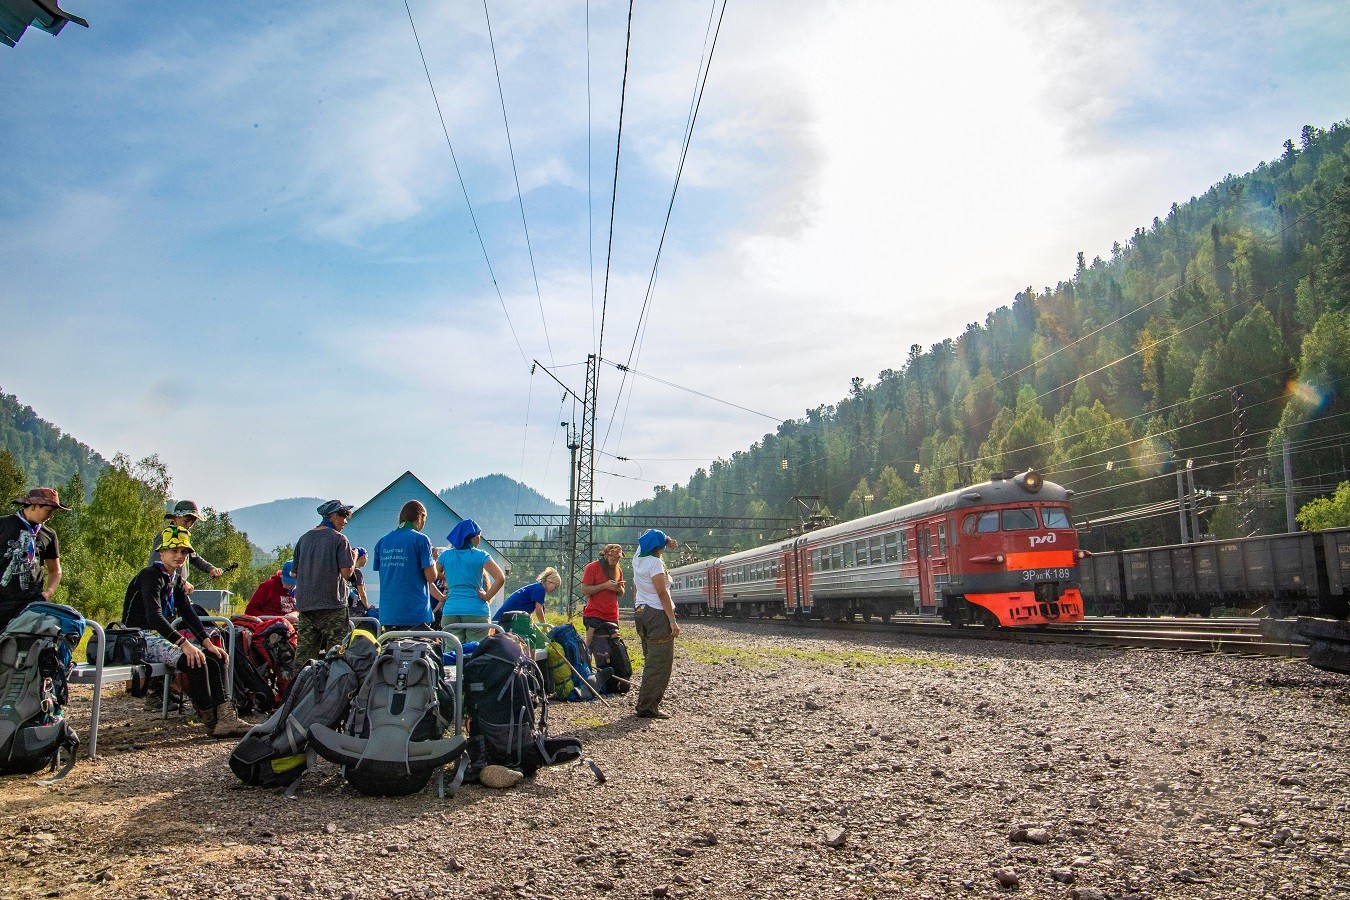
left=638, top=529, right=669, bottom=555
left=355, top=547, right=367, bottom=558
left=280, top=560, right=297, bottom=587
left=446, top=519, right=481, bottom=549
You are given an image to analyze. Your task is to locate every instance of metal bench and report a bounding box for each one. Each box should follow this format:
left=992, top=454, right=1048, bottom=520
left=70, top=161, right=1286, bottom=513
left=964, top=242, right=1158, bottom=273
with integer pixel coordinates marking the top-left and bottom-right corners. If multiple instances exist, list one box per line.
left=68, top=617, right=239, bottom=759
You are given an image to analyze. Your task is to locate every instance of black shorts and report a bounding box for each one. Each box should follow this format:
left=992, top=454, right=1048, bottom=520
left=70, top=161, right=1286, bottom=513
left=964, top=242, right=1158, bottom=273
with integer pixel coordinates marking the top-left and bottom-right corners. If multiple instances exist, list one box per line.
left=583, top=616, right=618, bottom=635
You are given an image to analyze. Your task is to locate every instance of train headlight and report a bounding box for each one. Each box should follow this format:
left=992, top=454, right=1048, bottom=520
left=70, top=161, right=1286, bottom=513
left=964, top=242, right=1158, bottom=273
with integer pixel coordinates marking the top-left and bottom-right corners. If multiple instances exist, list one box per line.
left=1015, top=469, right=1044, bottom=493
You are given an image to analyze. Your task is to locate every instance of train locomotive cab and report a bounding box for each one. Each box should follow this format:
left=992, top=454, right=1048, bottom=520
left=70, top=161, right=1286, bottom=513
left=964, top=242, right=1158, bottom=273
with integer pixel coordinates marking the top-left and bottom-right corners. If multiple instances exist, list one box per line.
left=948, top=470, right=1086, bottom=627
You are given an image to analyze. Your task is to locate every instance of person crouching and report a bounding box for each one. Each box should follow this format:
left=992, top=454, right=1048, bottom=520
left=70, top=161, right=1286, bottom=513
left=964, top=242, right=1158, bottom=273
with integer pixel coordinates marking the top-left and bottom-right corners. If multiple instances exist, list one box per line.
left=122, top=525, right=253, bottom=738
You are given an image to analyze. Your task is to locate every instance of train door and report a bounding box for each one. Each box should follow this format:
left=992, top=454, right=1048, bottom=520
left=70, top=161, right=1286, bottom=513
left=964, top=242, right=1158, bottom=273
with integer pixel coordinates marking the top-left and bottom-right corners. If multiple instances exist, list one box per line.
left=916, top=524, right=936, bottom=611
left=781, top=547, right=795, bottom=613
left=708, top=563, right=722, bottom=614
left=797, top=540, right=813, bottom=614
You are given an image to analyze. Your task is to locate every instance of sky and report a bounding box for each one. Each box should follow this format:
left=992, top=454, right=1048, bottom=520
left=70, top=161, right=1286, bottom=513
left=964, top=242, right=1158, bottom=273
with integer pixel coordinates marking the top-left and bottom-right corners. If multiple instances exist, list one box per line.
left=3, top=0, right=1350, bottom=518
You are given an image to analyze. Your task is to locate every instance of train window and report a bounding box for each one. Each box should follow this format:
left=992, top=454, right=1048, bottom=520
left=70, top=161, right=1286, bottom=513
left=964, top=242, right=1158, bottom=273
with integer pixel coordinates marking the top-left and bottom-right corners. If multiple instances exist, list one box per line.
left=937, top=523, right=947, bottom=555
left=869, top=537, right=882, bottom=564
left=1042, top=507, right=1071, bottom=529
left=977, top=512, right=999, bottom=533
left=884, top=533, right=899, bottom=562
left=844, top=543, right=855, bottom=568
left=832, top=546, right=844, bottom=569
left=1001, top=508, right=1038, bottom=530
left=854, top=540, right=868, bottom=565
left=811, top=549, right=820, bottom=572
left=899, top=532, right=909, bottom=561
left=962, top=514, right=978, bottom=535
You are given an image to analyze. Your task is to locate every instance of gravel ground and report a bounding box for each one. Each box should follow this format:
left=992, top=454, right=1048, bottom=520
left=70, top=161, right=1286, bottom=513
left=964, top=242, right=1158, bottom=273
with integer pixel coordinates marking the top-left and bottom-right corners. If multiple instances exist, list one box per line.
left=2, top=620, right=1348, bottom=899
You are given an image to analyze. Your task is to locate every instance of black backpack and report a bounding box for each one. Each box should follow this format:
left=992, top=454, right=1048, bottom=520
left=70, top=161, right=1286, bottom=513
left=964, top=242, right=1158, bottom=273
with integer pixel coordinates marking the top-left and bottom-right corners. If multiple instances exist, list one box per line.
left=463, top=633, right=582, bottom=778
left=590, top=630, right=632, bottom=695
left=0, top=602, right=86, bottom=779
left=310, top=639, right=466, bottom=797
left=229, top=630, right=379, bottom=789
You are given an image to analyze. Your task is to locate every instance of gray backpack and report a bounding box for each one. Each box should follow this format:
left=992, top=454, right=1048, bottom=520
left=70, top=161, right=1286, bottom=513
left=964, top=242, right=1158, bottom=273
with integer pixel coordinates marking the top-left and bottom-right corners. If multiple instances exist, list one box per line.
left=229, top=630, right=379, bottom=789
left=0, top=602, right=86, bottom=779
left=310, top=639, right=465, bottom=796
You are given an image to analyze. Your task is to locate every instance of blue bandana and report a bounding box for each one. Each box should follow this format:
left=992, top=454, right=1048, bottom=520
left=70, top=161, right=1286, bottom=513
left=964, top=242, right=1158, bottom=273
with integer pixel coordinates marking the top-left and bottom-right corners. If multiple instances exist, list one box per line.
left=446, top=519, right=481, bottom=550
left=638, top=529, right=668, bottom=556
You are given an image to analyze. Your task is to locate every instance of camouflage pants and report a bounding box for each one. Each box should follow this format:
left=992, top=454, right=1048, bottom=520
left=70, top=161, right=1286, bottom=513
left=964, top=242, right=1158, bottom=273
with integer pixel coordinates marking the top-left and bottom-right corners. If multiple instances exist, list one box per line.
left=295, top=608, right=350, bottom=667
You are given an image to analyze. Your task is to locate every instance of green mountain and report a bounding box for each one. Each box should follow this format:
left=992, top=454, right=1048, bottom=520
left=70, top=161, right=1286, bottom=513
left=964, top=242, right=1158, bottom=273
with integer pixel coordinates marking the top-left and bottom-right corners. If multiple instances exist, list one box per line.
left=605, top=120, right=1350, bottom=551
left=226, top=497, right=328, bottom=555
left=439, top=474, right=566, bottom=540
left=0, top=389, right=106, bottom=494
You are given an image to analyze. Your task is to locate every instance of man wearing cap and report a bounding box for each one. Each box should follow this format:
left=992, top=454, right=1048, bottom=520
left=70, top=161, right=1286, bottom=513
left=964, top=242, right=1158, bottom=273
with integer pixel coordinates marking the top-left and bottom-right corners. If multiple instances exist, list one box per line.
left=291, top=499, right=357, bottom=665
left=0, top=487, right=68, bottom=631
left=632, top=529, right=679, bottom=719
left=148, top=500, right=224, bottom=591
left=245, top=560, right=299, bottom=620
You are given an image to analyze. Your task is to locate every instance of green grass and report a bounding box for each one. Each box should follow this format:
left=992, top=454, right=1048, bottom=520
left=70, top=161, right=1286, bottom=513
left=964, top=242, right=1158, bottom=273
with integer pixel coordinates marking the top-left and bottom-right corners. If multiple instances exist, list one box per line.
left=677, top=638, right=957, bottom=669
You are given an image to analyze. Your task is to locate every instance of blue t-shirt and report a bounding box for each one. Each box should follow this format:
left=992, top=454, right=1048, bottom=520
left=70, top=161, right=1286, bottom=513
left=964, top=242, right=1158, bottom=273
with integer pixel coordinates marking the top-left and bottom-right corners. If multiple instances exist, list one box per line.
left=494, top=582, right=545, bottom=622
left=440, top=546, right=492, bottom=618
left=372, top=526, right=434, bottom=626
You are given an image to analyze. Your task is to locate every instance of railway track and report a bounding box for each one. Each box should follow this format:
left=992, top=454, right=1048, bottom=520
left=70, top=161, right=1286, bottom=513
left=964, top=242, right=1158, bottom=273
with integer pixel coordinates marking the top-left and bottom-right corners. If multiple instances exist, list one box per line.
left=699, top=614, right=1311, bottom=658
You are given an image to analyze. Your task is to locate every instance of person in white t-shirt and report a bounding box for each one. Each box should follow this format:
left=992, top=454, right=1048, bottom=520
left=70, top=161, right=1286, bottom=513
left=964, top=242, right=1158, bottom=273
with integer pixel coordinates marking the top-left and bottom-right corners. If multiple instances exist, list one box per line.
left=632, top=529, right=679, bottom=719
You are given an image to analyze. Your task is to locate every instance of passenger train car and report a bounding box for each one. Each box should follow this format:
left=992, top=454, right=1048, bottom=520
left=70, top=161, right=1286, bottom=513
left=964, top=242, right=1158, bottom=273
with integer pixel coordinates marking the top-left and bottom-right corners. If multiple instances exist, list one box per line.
left=668, top=470, right=1087, bottom=627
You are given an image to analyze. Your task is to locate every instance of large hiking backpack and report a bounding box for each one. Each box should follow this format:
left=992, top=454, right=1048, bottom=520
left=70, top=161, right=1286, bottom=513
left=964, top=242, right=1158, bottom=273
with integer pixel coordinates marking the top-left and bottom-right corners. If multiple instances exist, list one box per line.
left=0, top=602, right=86, bottom=778
left=229, top=629, right=379, bottom=788
left=463, top=633, right=582, bottom=778
left=547, top=623, right=598, bottom=702
left=310, top=639, right=465, bottom=797
left=590, top=629, right=632, bottom=695
left=229, top=615, right=298, bottom=715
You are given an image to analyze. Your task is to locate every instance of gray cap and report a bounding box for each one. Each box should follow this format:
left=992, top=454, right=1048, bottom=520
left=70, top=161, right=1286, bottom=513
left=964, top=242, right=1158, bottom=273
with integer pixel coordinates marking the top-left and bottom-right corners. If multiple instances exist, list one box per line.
left=165, top=500, right=201, bottom=519
left=317, top=499, right=354, bottom=518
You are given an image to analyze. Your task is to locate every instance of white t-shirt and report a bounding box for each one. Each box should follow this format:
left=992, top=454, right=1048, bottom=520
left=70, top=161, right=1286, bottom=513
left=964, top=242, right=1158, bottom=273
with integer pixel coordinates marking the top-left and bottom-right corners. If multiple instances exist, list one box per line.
left=632, top=554, right=669, bottom=610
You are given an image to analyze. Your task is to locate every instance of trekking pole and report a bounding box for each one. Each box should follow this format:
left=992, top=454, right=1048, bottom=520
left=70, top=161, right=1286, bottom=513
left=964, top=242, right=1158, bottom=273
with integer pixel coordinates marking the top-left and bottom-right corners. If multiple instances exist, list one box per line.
left=561, top=655, right=609, bottom=704
left=606, top=673, right=638, bottom=689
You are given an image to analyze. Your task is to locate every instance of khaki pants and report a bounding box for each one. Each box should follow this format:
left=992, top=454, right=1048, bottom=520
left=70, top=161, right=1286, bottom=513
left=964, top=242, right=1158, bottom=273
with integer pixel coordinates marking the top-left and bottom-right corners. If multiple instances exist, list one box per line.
left=633, top=606, right=675, bottom=715
left=296, top=608, right=349, bottom=667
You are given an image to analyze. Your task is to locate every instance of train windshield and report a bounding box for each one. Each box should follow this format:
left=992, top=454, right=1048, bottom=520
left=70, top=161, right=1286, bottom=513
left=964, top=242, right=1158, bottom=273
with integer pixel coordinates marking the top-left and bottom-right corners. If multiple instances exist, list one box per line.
left=1001, top=508, right=1039, bottom=530
left=1041, top=507, right=1071, bottom=529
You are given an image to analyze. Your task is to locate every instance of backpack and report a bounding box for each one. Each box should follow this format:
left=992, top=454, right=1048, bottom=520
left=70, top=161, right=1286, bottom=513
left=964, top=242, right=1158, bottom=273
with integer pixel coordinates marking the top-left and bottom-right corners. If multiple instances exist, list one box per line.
left=0, top=602, right=86, bottom=778
left=229, top=615, right=299, bottom=715
left=590, top=630, right=632, bottom=695
left=309, top=639, right=465, bottom=797
left=463, top=633, right=582, bottom=778
left=229, top=629, right=379, bottom=789
left=547, top=623, right=598, bottom=702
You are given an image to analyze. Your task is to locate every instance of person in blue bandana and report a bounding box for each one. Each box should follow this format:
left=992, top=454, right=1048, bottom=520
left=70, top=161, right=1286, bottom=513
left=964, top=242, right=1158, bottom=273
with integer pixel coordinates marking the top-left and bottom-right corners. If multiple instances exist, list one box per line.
left=632, top=529, right=679, bottom=719
left=436, top=518, right=505, bottom=645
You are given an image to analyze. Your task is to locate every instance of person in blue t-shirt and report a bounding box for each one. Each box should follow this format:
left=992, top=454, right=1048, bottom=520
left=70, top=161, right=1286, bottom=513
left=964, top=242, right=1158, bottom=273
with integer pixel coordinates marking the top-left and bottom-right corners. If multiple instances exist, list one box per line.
left=493, top=567, right=561, bottom=624
left=372, top=501, right=445, bottom=631
left=438, top=518, right=505, bottom=645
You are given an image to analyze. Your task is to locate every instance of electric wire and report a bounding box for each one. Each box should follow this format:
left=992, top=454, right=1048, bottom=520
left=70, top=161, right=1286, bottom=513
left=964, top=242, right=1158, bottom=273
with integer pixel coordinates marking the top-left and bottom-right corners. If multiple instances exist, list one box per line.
left=402, top=0, right=528, bottom=364
left=482, top=0, right=555, bottom=364
left=596, top=0, right=636, bottom=365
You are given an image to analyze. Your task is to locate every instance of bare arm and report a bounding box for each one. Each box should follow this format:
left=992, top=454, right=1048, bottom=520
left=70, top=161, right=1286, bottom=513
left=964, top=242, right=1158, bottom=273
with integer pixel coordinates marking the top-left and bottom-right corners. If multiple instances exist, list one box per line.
left=424, top=565, right=446, bottom=602
left=479, top=559, right=506, bottom=602
left=653, top=570, right=680, bottom=637
left=41, top=559, right=61, bottom=601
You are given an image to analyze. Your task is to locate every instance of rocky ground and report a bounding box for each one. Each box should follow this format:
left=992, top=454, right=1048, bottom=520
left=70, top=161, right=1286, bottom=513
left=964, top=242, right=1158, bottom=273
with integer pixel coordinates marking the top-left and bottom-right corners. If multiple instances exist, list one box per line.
left=2, top=620, right=1348, bottom=899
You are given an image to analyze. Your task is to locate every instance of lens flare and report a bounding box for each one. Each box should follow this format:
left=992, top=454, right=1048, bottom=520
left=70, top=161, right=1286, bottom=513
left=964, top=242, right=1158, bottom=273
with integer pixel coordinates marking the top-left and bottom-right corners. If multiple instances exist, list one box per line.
left=1131, top=435, right=1174, bottom=476
left=1286, top=379, right=1327, bottom=413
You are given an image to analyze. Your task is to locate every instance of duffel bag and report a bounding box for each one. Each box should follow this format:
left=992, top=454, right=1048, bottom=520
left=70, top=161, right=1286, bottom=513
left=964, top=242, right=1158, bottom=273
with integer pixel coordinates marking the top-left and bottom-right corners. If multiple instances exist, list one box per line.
left=85, top=622, right=147, bottom=666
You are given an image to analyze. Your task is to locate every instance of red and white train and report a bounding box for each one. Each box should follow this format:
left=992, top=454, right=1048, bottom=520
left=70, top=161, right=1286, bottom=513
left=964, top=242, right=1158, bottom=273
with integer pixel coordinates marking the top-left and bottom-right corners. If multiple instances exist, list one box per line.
left=667, top=470, right=1086, bottom=627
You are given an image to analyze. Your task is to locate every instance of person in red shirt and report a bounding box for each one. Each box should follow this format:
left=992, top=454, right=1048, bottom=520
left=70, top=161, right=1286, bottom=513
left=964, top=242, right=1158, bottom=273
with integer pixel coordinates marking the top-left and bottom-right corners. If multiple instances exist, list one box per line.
left=245, top=560, right=298, bottom=620
left=581, top=543, right=625, bottom=648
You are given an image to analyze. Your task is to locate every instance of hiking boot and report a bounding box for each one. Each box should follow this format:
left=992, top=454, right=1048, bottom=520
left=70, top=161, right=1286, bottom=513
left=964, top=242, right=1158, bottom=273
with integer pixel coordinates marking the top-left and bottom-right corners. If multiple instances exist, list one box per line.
left=196, top=704, right=218, bottom=734
left=210, top=702, right=255, bottom=739
left=479, top=765, right=524, bottom=789
left=636, top=709, right=670, bottom=719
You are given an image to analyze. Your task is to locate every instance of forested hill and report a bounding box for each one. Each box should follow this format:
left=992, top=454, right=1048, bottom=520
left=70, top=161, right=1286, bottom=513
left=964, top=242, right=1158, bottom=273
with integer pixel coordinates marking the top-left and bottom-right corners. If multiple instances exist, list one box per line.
left=439, top=474, right=566, bottom=540
left=604, top=120, right=1350, bottom=552
left=0, top=389, right=106, bottom=493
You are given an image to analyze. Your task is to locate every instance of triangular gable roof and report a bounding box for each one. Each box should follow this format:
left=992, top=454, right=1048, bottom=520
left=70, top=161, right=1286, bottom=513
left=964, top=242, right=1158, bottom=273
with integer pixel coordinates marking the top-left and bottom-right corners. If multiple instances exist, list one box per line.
left=346, top=470, right=510, bottom=575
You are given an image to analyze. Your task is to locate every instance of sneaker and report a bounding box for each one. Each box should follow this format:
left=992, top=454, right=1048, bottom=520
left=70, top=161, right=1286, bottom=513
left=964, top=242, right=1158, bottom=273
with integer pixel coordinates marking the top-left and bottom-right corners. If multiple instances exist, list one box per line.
left=479, top=765, right=524, bottom=789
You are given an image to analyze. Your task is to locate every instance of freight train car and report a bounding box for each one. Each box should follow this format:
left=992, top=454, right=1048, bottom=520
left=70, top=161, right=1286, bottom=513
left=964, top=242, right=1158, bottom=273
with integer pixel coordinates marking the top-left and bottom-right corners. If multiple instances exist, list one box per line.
left=668, top=470, right=1087, bottom=627
left=1078, top=528, right=1350, bottom=619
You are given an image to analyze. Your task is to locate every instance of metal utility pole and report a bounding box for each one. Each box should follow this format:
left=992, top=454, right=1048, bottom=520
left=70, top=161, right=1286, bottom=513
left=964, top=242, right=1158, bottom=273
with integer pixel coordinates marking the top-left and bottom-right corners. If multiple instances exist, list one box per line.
left=1185, top=462, right=1201, bottom=542
left=1176, top=470, right=1191, bottom=543
left=571, top=354, right=599, bottom=618
left=565, top=422, right=580, bottom=614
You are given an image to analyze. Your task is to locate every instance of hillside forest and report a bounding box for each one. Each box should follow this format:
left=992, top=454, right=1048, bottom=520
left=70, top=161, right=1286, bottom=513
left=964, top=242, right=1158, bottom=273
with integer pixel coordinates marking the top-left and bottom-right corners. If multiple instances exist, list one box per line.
left=7, top=122, right=1350, bottom=621
left=574, top=122, right=1350, bottom=560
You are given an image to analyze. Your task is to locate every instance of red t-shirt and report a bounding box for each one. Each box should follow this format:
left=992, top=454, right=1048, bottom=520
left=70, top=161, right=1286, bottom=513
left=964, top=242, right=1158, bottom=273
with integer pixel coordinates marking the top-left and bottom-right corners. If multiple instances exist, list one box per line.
left=581, top=559, right=623, bottom=623
left=245, top=573, right=295, bottom=618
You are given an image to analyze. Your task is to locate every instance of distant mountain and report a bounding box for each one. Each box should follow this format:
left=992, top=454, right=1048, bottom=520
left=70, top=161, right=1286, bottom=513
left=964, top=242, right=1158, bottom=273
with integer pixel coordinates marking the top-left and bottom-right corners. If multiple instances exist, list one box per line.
left=0, top=389, right=107, bottom=493
left=227, top=497, right=326, bottom=553
left=439, top=474, right=566, bottom=540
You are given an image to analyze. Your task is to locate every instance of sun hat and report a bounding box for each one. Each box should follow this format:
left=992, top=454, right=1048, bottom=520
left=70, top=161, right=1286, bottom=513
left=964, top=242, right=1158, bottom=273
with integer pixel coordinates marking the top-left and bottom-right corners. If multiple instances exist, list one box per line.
left=158, top=525, right=195, bottom=553
left=10, top=487, right=71, bottom=510
left=164, top=500, right=201, bottom=519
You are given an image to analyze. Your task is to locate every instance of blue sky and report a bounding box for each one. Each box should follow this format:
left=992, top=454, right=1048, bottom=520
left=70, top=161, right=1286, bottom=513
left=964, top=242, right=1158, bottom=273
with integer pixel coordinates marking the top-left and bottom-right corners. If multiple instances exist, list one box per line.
left=2, top=0, right=1349, bottom=516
